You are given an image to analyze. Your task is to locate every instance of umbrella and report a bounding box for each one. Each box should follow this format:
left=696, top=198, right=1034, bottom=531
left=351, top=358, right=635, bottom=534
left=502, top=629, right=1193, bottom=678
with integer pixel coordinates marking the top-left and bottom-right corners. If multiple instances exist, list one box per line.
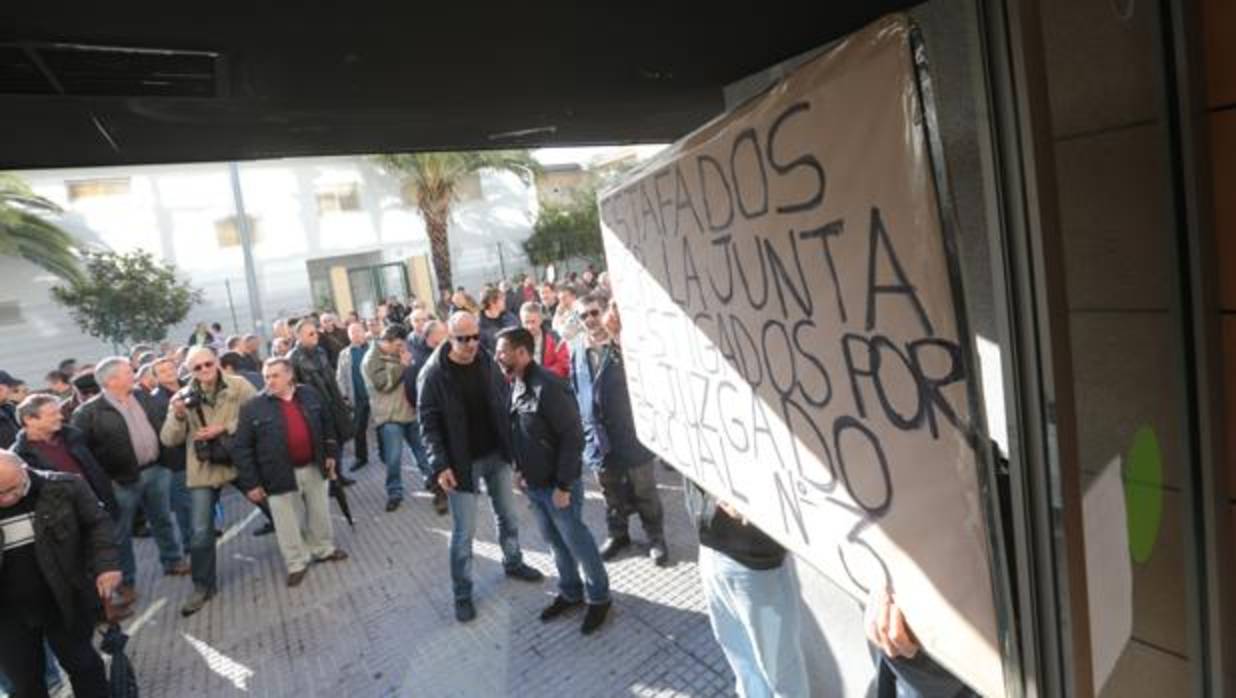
left=329, top=478, right=355, bottom=527
left=100, top=623, right=139, bottom=698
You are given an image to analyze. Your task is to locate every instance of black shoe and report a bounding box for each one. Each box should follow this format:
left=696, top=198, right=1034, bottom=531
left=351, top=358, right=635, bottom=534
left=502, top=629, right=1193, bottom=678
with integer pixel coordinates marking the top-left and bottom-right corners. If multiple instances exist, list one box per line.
left=350, top=460, right=369, bottom=472
left=649, top=540, right=670, bottom=567
left=599, top=535, right=631, bottom=561
left=455, top=599, right=476, bottom=623
left=385, top=497, right=402, bottom=512
left=540, top=595, right=583, bottom=622
left=339, top=476, right=358, bottom=488
left=252, top=521, right=275, bottom=537
left=581, top=601, right=611, bottom=635
left=504, top=563, right=545, bottom=582
left=432, top=490, right=449, bottom=515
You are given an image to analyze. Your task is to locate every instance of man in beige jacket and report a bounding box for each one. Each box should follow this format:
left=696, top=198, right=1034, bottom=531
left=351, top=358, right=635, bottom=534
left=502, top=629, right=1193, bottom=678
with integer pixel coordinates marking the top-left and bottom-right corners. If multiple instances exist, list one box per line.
left=160, top=346, right=259, bottom=617
left=363, top=326, right=437, bottom=513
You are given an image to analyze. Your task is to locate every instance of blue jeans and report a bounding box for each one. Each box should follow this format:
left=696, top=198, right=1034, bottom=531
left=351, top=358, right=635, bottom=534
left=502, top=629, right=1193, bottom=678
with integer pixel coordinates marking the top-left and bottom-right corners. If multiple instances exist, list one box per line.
left=189, top=486, right=223, bottom=593
left=527, top=480, right=609, bottom=605
left=377, top=420, right=431, bottom=499
left=698, top=546, right=809, bottom=698
left=112, top=465, right=184, bottom=585
left=446, top=453, right=523, bottom=601
left=168, top=469, right=192, bottom=557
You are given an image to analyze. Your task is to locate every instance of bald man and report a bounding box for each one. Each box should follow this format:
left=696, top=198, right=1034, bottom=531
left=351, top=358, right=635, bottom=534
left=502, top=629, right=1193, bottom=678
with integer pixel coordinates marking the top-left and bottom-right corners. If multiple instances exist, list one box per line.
left=417, top=311, right=543, bottom=623
left=0, top=452, right=120, bottom=698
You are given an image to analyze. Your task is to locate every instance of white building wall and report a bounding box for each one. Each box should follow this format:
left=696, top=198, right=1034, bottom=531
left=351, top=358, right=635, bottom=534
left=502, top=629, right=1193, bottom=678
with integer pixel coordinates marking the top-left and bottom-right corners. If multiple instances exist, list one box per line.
left=0, top=156, right=537, bottom=383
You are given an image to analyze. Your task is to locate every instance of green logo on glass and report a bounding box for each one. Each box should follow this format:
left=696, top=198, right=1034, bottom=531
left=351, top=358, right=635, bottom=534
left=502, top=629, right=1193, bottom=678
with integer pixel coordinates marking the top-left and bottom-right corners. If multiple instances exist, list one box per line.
left=1124, top=426, right=1163, bottom=564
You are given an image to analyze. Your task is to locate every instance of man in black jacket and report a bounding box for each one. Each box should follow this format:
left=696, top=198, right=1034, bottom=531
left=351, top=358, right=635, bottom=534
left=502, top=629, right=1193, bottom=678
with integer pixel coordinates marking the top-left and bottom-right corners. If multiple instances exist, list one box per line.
left=417, top=311, right=543, bottom=623
left=289, top=320, right=356, bottom=487
left=233, top=358, right=348, bottom=587
left=0, top=452, right=122, bottom=698
left=0, top=369, right=21, bottom=449
left=11, top=395, right=119, bottom=521
left=495, top=328, right=611, bottom=635
left=71, top=357, right=188, bottom=602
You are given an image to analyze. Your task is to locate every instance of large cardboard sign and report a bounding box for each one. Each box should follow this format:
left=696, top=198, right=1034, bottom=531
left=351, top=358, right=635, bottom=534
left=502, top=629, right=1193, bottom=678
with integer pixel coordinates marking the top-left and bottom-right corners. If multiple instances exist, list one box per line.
left=598, top=15, right=1004, bottom=697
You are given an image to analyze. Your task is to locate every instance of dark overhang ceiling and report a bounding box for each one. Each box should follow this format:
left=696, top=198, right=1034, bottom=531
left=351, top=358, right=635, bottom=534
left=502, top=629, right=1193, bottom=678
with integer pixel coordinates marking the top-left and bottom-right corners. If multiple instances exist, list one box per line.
left=1, top=3, right=918, bottom=169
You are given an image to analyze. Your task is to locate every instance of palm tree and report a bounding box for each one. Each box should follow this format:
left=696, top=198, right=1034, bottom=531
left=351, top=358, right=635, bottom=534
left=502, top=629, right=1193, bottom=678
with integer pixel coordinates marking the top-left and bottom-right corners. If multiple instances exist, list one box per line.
left=373, top=150, right=539, bottom=291
left=0, top=173, right=83, bottom=283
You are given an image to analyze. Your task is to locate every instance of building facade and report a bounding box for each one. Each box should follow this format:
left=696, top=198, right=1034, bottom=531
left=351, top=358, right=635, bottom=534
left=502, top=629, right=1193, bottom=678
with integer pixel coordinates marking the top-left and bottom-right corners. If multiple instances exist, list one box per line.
left=0, top=155, right=537, bottom=380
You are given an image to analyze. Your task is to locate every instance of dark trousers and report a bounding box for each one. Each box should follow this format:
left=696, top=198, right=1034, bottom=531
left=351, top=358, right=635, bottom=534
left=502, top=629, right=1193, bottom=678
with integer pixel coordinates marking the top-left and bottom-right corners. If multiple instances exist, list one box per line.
left=0, top=614, right=107, bottom=698
left=596, top=458, right=665, bottom=541
left=352, top=400, right=371, bottom=463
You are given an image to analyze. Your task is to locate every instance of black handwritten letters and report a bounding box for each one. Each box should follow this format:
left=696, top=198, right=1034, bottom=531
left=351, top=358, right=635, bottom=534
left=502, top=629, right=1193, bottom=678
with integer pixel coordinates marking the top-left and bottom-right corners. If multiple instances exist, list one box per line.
left=601, top=96, right=970, bottom=595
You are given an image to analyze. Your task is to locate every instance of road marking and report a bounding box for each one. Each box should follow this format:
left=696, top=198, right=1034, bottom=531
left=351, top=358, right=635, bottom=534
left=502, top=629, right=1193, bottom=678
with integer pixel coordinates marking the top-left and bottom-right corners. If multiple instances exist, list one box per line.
left=124, top=597, right=167, bottom=636
left=217, top=509, right=260, bottom=547
left=183, top=632, right=255, bottom=690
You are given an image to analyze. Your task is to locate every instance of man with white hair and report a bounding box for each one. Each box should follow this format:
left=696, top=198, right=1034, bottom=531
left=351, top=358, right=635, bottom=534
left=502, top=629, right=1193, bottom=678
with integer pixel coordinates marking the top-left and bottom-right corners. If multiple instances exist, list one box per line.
left=0, top=451, right=121, bottom=698
left=161, top=345, right=259, bottom=616
left=318, top=312, right=349, bottom=369
left=71, top=357, right=188, bottom=607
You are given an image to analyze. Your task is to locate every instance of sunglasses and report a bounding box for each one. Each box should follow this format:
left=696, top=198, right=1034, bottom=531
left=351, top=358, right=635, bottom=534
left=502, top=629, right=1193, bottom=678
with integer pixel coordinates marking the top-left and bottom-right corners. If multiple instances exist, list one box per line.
left=453, top=334, right=481, bottom=344
left=190, top=361, right=216, bottom=372
left=581, top=308, right=602, bottom=318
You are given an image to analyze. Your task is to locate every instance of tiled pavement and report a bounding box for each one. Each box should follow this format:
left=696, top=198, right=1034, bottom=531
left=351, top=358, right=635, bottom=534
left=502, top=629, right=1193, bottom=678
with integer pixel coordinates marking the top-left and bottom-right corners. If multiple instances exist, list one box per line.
left=100, top=453, right=738, bottom=698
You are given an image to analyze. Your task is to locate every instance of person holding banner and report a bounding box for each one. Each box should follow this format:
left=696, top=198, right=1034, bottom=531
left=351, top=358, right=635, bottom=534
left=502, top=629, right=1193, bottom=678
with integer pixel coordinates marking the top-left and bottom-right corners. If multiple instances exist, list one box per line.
left=684, top=481, right=809, bottom=698
left=569, top=293, right=669, bottom=566
left=867, top=587, right=977, bottom=698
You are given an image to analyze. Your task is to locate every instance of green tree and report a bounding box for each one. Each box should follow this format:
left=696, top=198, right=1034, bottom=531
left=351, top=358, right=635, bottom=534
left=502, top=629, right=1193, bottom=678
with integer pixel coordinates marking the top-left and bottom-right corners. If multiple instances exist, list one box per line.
left=51, top=250, right=203, bottom=346
left=524, top=191, right=604, bottom=267
left=373, top=151, right=539, bottom=290
left=0, top=173, right=83, bottom=283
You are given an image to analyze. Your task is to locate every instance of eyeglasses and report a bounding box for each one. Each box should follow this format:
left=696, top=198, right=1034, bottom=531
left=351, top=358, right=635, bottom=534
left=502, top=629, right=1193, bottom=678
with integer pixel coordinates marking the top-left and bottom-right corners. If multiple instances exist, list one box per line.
left=581, top=309, right=602, bottom=318
left=190, top=361, right=216, bottom=372
left=453, top=334, right=481, bottom=344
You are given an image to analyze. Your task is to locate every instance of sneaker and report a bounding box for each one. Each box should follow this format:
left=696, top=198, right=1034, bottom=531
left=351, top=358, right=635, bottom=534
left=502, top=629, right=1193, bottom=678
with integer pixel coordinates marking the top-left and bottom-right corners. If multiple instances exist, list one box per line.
left=252, top=521, right=276, bottom=537
left=432, top=490, right=448, bottom=515
left=539, top=595, right=583, bottom=622
left=581, top=601, right=612, bottom=635
left=598, top=535, right=630, bottom=561
left=504, top=563, right=545, bottom=582
left=649, top=540, right=670, bottom=567
left=286, top=569, right=308, bottom=587
left=455, top=598, right=477, bottom=623
left=180, top=588, right=213, bottom=617
left=350, top=460, right=370, bottom=472
left=385, top=497, right=402, bottom=512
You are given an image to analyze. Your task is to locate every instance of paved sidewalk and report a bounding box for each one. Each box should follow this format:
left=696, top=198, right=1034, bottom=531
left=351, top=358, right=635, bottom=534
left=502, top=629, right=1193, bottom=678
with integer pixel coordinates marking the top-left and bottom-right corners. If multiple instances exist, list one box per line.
left=104, top=451, right=737, bottom=697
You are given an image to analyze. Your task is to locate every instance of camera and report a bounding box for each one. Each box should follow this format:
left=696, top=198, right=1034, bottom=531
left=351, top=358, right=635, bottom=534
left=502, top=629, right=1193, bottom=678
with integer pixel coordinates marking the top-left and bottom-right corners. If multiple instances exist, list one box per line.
left=178, top=385, right=204, bottom=410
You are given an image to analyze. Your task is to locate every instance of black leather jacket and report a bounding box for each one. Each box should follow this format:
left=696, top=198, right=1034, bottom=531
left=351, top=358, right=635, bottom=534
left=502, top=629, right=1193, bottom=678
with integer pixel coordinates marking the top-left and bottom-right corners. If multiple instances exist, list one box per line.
left=508, top=363, right=584, bottom=490
left=0, top=470, right=120, bottom=629
left=70, top=390, right=165, bottom=484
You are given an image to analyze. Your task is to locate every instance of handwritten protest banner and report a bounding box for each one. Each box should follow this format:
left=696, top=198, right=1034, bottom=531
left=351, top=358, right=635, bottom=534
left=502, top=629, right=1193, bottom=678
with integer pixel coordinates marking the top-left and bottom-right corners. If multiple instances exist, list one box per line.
left=598, top=14, right=1004, bottom=697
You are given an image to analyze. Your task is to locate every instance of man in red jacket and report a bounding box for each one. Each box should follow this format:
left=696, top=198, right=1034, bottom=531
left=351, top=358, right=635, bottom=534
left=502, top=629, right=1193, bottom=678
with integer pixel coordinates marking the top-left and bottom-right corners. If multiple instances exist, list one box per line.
left=519, top=302, right=570, bottom=378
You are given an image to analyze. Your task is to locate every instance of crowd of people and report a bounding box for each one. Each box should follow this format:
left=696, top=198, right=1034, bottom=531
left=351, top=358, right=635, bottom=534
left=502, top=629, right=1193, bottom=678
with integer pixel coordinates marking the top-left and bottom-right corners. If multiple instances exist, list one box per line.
left=0, top=263, right=965, bottom=698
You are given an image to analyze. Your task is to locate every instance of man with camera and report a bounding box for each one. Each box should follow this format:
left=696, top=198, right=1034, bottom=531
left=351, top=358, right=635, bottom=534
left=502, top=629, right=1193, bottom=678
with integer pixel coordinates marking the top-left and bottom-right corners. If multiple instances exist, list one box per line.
left=71, top=357, right=188, bottom=610
left=233, top=358, right=348, bottom=587
left=160, top=346, right=258, bottom=617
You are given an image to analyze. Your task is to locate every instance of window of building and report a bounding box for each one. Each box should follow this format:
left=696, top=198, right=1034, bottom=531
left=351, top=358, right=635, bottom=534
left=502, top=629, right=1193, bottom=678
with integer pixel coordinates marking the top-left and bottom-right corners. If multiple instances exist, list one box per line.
left=315, top=182, right=361, bottom=215
left=215, top=215, right=260, bottom=248
left=66, top=177, right=130, bottom=202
